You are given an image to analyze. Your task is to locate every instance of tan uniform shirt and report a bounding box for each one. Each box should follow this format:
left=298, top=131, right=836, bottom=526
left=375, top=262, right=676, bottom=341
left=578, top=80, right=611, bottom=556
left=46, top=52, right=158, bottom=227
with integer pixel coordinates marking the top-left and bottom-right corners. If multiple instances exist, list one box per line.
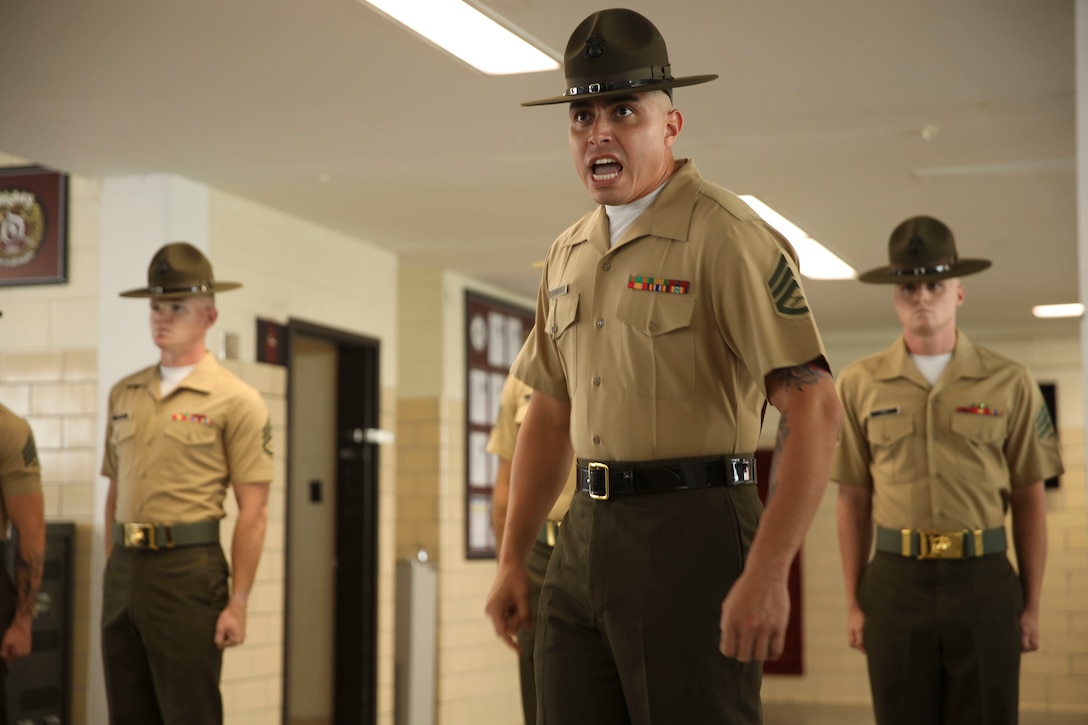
left=832, top=333, right=1063, bottom=530
left=486, top=375, right=575, bottom=520
left=0, top=403, right=43, bottom=536
left=101, top=353, right=274, bottom=524
left=512, top=160, right=827, bottom=461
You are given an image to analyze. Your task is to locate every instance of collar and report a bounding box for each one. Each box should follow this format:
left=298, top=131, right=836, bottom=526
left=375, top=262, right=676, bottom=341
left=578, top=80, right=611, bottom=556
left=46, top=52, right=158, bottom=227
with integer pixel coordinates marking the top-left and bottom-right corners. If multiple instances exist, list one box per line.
left=558, top=159, right=703, bottom=254
left=875, top=331, right=990, bottom=385
left=127, top=351, right=217, bottom=395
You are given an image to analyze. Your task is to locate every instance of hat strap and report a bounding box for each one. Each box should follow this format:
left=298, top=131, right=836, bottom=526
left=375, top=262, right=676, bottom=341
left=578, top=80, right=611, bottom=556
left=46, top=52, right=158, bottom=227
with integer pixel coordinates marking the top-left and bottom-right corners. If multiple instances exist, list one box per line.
left=564, top=65, right=672, bottom=99
left=887, top=263, right=954, bottom=278
left=149, top=282, right=213, bottom=295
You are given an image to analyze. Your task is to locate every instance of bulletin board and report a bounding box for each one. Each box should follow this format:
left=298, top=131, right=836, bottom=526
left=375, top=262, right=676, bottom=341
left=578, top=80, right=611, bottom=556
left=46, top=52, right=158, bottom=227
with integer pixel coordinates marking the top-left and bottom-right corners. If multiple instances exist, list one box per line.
left=464, top=291, right=535, bottom=559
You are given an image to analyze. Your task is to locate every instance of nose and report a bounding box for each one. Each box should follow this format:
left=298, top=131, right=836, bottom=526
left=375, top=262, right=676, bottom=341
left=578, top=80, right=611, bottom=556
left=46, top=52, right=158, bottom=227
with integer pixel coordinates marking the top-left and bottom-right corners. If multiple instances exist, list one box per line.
left=588, top=115, right=613, bottom=145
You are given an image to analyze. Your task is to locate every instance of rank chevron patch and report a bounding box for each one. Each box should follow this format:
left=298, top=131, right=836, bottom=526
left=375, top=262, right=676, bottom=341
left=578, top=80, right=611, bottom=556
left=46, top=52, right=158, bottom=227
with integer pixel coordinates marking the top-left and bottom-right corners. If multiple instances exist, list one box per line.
left=22, top=435, right=38, bottom=468
left=767, top=254, right=809, bottom=316
left=1035, top=405, right=1056, bottom=440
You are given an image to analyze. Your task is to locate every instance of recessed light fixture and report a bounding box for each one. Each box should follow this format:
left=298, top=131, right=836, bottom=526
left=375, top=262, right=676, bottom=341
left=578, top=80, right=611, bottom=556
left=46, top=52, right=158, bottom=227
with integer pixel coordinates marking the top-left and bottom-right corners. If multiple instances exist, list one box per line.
left=358, top=0, right=559, bottom=75
left=1032, top=303, right=1084, bottom=319
left=739, top=196, right=856, bottom=280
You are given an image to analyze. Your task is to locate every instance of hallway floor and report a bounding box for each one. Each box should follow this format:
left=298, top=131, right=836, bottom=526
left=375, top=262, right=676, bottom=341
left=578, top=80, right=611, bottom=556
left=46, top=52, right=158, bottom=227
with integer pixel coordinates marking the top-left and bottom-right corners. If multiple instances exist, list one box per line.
left=763, top=703, right=1088, bottom=724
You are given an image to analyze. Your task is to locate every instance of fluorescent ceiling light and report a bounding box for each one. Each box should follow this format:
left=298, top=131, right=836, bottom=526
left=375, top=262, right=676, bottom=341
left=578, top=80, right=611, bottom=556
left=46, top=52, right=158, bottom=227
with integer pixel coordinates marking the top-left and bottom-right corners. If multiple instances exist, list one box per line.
left=359, top=0, right=559, bottom=75
left=1032, top=303, right=1084, bottom=319
left=739, top=196, right=856, bottom=280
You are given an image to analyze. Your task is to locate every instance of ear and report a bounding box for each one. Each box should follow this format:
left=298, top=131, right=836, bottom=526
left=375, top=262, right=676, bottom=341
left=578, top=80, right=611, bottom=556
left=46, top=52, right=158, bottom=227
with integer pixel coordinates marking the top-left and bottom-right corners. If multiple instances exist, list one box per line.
left=955, top=279, right=966, bottom=307
left=206, top=305, right=219, bottom=327
left=664, top=108, right=683, bottom=148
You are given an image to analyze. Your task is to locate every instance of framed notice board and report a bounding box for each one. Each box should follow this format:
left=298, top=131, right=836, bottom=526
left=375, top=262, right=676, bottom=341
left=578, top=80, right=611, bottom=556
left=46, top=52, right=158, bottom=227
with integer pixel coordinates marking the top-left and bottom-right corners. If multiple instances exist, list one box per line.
left=464, top=291, right=535, bottom=559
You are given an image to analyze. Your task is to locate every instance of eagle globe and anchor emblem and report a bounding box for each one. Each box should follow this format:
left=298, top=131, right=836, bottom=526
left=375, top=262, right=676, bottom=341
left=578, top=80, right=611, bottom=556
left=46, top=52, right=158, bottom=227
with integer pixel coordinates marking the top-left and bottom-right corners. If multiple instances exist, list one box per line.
left=0, top=188, right=46, bottom=268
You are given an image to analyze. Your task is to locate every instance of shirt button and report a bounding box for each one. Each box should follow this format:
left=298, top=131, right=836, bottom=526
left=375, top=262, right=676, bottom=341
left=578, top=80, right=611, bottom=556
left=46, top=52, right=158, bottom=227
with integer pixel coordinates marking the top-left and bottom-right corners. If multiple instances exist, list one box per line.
left=648, top=319, right=657, bottom=332
left=593, top=376, right=601, bottom=387
left=596, top=318, right=605, bottom=329
left=550, top=324, right=558, bottom=333
left=602, top=261, right=611, bottom=271
left=592, top=435, right=601, bottom=445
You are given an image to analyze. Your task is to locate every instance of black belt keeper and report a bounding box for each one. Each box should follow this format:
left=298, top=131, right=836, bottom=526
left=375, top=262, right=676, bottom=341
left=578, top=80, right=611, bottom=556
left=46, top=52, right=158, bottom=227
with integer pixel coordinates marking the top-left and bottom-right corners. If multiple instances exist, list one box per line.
left=576, top=454, right=757, bottom=501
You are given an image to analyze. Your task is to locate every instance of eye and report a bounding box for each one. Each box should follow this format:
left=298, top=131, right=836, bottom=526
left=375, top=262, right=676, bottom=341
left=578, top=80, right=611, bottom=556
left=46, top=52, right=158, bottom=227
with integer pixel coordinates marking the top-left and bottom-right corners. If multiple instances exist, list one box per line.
left=927, top=282, right=944, bottom=293
left=615, top=105, right=634, bottom=117
left=571, top=109, right=592, bottom=123
left=900, top=283, right=918, bottom=295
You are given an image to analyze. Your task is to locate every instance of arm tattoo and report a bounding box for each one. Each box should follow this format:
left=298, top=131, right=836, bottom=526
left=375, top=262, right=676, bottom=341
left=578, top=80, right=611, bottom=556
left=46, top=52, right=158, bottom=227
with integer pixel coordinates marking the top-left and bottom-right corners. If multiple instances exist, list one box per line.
left=769, top=361, right=830, bottom=392
left=14, top=547, right=43, bottom=621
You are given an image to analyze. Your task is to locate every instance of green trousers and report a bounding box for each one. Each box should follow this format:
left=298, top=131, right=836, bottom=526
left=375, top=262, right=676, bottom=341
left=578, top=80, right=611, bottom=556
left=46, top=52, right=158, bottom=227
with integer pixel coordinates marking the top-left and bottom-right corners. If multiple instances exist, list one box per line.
left=860, top=551, right=1024, bottom=725
left=102, top=544, right=230, bottom=725
left=536, top=485, right=764, bottom=725
left=517, top=538, right=553, bottom=725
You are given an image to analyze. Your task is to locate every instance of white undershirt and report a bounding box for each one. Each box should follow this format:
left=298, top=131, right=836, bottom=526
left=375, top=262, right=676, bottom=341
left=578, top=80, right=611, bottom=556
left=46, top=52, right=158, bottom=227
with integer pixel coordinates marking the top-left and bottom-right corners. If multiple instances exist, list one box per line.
left=159, top=364, right=196, bottom=397
left=604, top=182, right=668, bottom=247
left=911, top=353, right=952, bottom=386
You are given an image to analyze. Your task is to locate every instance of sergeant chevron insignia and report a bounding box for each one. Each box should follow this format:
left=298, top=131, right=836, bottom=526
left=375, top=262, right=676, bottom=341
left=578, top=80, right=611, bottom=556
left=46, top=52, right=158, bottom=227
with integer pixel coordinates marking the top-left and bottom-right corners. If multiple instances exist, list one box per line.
left=766, top=254, right=809, bottom=316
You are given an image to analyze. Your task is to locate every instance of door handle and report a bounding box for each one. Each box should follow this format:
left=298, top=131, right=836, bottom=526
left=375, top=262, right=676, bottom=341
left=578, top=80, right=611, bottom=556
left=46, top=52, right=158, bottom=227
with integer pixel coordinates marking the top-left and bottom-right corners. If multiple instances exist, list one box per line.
left=351, top=428, right=395, bottom=445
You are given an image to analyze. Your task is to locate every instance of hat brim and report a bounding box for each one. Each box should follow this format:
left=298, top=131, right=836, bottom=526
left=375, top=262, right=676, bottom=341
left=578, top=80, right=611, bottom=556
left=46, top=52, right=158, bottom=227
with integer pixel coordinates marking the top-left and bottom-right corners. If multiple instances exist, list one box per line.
left=522, top=74, right=718, bottom=107
left=857, top=259, right=991, bottom=284
left=119, top=281, right=242, bottom=298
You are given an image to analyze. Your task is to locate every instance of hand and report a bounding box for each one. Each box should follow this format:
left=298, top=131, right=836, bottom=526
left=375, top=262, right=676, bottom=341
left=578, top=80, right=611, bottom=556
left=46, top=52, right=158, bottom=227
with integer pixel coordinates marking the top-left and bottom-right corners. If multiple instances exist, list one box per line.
left=484, top=563, right=531, bottom=653
left=1020, top=608, right=1040, bottom=653
left=0, top=618, right=32, bottom=663
left=214, top=596, right=247, bottom=649
left=719, top=570, right=789, bottom=662
left=846, top=603, right=865, bottom=653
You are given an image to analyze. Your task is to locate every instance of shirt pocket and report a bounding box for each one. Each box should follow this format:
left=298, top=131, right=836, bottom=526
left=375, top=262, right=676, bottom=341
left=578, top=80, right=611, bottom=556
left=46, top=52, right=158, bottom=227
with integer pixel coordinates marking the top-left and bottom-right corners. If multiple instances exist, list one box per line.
left=163, top=422, right=219, bottom=447
left=615, top=292, right=696, bottom=400
left=865, top=414, right=914, bottom=485
left=110, top=420, right=139, bottom=456
left=546, top=293, right=579, bottom=397
left=950, top=413, right=1009, bottom=482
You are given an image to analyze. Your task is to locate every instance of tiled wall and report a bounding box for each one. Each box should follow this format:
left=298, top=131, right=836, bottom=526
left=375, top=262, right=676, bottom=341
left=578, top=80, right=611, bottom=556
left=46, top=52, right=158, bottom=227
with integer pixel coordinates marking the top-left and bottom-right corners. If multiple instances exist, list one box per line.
left=219, top=360, right=288, bottom=725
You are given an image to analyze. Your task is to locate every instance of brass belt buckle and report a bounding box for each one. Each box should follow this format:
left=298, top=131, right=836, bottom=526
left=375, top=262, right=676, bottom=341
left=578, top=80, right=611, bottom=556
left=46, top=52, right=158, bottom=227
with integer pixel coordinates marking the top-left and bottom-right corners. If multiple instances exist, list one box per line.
left=546, top=520, right=561, bottom=547
left=917, top=530, right=964, bottom=559
left=587, top=462, right=610, bottom=501
left=124, top=523, right=156, bottom=550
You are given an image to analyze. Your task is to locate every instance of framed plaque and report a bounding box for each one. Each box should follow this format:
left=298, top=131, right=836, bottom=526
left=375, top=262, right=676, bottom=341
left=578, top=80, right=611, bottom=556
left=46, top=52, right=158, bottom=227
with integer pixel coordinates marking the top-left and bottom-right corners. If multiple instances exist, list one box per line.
left=464, top=290, right=535, bottom=559
left=0, top=166, right=68, bottom=286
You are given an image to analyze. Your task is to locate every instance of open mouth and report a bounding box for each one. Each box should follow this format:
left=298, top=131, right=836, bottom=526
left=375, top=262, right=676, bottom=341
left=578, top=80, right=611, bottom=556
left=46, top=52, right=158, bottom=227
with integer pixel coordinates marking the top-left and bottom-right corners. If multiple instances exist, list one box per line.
left=592, top=157, right=623, bottom=181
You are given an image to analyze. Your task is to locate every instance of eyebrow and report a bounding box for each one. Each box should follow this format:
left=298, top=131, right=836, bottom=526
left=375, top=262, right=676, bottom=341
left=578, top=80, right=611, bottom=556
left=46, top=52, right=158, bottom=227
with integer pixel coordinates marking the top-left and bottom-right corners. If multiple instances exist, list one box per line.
left=570, top=94, right=643, bottom=111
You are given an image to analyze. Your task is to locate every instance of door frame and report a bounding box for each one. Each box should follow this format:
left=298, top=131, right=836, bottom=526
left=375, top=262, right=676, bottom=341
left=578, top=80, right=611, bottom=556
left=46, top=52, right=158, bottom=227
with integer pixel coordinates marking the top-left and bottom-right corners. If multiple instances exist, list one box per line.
left=283, top=318, right=381, bottom=725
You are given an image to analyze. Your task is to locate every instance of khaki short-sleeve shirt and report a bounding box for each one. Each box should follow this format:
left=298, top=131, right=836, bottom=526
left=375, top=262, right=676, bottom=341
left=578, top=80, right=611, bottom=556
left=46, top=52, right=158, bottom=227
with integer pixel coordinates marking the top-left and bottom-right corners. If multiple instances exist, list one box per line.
left=101, top=353, right=274, bottom=523
left=512, top=160, right=827, bottom=461
left=0, top=404, right=43, bottom=535
left=832, top=333, right=1064, bottom=530
left=486, top=374, right=575, bottom=520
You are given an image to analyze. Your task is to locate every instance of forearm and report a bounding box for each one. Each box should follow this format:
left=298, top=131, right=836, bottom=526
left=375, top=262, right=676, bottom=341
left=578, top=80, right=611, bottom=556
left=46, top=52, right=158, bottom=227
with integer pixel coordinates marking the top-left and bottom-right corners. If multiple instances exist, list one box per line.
left=498, top=400, right=572, bottom=568
left=1012, top=482, right=1047, bottom=613
left=13, top=518, right=45, bottom=624
left=836, top=485, right=873, bottom=607
left=229, top=501, right=269, bottom=605
left=747, top=380, right=841, bottom=579
left=491, top=459, right=512, bottom=554
left=104, top=480, right=118, bottom=558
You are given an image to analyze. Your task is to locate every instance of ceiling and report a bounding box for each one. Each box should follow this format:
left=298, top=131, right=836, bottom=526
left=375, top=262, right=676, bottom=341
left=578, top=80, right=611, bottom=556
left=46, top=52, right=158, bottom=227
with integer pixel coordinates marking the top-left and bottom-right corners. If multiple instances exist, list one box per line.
left=0, top=0, right=1077, bottom=334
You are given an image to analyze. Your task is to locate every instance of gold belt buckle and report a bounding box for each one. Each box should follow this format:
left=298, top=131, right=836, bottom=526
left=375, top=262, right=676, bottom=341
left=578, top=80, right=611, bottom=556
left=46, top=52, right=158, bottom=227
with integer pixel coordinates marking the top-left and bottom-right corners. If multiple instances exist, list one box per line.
left=587, top=462, right=610, bottom=501
left=545, top=520, right=561, bottom=547
left=917, top=530, right=964, bottom=559
left=123, top=523, right=156, bottom=550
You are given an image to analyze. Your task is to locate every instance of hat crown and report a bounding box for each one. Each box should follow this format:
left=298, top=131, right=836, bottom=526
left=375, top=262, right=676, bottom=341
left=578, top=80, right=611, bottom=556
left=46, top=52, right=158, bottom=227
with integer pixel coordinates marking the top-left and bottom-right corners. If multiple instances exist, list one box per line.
left=857, top=215, right=991, bottom=284
left=564, top=9, right=670, bottom=85
left=147, top=242, right=216, bottom=294
left=887, top=216, right=958, bottom=271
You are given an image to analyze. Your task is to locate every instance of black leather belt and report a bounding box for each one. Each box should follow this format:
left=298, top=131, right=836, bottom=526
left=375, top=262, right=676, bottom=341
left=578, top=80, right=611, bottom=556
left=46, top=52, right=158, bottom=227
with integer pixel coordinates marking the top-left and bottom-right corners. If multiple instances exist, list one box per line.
left=875, top=525, right=1007, bottom=559
left=576, top=455, right=756, bottom=501
left=536, top=519, right=562, bottom=547
left=113, top=520, right=220, bottom=550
